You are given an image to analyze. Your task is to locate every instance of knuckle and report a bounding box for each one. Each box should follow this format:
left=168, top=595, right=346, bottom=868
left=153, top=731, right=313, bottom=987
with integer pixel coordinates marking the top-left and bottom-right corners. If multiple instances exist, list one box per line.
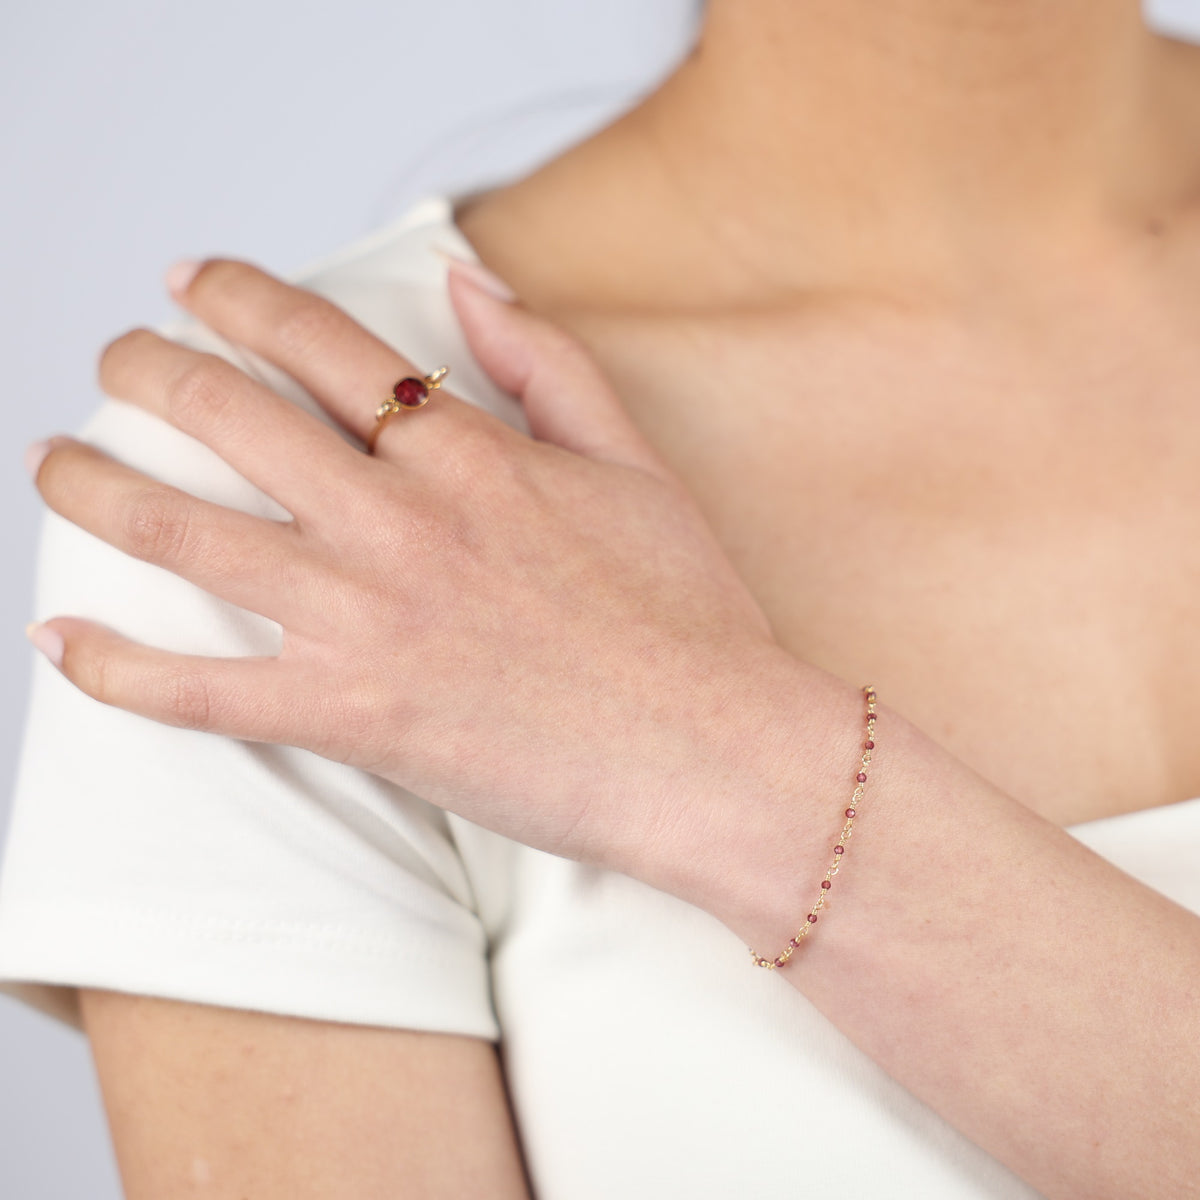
left=336, top=493, right=470, bottom=597
left=123, top=487, right=192, bottom=563
left=160, top=667, right=214, bottom=730
left=321, top=672, right=407, bottom=770
left=392, top=493, right=473, bottom=558
left=308, top=685, right=365, bottom=763
left=273, top=295, right=343, bottom=360
left=439, top=418, right=511, bottom=482
left=422, top=508, right=481, bottom=571
left=166, top=359, right=234, bottom=429
left=74, top=646, right=113, bottom=706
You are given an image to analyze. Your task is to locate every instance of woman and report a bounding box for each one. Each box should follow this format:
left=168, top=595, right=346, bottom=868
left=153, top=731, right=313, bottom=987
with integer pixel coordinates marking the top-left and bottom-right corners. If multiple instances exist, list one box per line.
left=3, top=0, right=1198, bottom=1196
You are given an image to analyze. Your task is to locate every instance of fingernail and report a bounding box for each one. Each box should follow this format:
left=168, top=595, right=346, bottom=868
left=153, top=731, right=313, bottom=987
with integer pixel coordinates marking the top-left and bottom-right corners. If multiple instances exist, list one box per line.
left=165, top=258, right=203, bottom=298
left=24, top=439, right=51, bottom=482
left=25, top=622, right=64, bottom=668
left=432, top=246, right=517, bottom=302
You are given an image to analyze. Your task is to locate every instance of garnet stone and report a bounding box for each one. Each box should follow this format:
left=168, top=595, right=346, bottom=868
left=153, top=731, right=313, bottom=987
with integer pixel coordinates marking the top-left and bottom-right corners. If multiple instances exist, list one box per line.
left=393, top=377, right=429, bottom=408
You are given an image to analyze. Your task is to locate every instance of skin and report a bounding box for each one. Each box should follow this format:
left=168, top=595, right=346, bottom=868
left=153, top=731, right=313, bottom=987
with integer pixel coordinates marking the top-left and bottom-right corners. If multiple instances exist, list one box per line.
left=20, top=0, right=1200, bottom=1195
left=79, top=991, right=532, bottom=1199
left=450, top=0, right=1200, bottom=828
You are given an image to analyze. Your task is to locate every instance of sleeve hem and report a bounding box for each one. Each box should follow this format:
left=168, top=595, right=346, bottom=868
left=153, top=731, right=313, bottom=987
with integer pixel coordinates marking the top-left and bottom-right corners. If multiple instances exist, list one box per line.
left=0, top=899, right=499, bottom=1041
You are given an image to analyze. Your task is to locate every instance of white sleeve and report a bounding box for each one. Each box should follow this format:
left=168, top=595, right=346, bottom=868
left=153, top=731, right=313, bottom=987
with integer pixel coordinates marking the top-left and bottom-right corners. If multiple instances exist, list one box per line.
left=0, top=294, right=500, bottom=1040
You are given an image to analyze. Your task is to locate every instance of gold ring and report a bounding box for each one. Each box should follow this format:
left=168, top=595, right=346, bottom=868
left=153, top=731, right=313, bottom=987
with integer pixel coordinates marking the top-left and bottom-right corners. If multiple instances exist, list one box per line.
left=366, top=365, right=449, bottom=454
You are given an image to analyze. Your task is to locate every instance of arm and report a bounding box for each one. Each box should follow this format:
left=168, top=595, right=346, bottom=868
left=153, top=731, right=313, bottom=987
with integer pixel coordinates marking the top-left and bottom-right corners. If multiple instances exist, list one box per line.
left=27, top=258, right=1197, bottom=1200
left=2, top=272, right=528, bottom=1195
left=662, top=661, right=1200, bottom=1200
left=80, top=988, right=531, bottom=1199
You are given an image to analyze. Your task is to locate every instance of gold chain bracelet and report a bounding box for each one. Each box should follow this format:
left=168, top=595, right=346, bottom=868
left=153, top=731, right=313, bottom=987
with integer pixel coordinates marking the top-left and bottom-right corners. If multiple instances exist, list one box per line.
left=749, top=685, right=877, bottom=970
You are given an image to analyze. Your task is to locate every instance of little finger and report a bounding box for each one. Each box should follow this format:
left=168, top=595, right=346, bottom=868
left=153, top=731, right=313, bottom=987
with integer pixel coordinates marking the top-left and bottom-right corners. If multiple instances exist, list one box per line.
left=26, top=615, right=301, bottom=743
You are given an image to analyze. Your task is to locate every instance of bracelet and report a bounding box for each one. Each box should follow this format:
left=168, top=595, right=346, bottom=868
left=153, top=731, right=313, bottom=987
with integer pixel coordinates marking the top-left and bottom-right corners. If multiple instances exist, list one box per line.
left=748, top=684, right=877, bottom=970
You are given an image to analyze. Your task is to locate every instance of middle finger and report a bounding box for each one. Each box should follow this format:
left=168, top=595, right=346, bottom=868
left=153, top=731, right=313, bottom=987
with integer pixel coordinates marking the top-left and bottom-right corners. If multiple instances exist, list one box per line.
left=34, top=436, right=323, bottom=630
left=98, top=326, right=369, bottom=521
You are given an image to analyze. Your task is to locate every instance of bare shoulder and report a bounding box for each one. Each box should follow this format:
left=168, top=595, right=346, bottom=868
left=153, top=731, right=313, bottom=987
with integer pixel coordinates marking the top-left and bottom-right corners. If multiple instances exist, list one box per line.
left=79, top=987, right=531, bottom=1198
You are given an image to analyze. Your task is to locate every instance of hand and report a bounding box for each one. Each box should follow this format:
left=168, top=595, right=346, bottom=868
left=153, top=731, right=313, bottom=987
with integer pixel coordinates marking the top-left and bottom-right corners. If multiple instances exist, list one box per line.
left=25, top=258, right=806, bottom=886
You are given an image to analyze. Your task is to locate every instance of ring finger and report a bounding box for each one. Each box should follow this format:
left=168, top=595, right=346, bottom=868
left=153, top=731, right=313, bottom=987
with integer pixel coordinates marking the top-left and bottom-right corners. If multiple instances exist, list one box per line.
left=168, top=257, right=512, bottom=458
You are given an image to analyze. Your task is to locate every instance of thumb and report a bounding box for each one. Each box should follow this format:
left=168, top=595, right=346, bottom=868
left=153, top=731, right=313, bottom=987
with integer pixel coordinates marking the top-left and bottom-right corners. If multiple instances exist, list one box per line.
left=444, top=258, right=671, bottom=478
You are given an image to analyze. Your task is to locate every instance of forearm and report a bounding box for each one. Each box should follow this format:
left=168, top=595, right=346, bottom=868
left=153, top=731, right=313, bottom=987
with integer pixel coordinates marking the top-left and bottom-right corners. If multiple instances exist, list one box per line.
left=660, top=656, right=1200, bottom=1200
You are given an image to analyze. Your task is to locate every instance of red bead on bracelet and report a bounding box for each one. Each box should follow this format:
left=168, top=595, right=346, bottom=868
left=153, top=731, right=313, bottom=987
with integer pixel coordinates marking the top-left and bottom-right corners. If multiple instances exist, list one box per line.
left=748, top=684, right=877, bottom=970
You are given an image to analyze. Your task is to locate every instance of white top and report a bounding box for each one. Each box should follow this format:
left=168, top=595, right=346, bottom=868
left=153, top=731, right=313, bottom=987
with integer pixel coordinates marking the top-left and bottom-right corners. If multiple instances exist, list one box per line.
left=2, top=192, right=1198, bottom=1199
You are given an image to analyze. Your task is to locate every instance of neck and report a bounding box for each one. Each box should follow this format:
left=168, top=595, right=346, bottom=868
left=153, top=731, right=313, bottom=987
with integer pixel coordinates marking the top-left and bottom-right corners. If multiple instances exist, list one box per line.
left=460, top=0, right=1200, bottom=311
left=621, top=0, right=1190, bottom=295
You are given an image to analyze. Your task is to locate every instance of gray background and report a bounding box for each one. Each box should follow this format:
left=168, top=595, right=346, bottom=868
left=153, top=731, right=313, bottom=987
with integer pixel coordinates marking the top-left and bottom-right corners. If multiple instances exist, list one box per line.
left=1, top=1, right=1196, bottom=1194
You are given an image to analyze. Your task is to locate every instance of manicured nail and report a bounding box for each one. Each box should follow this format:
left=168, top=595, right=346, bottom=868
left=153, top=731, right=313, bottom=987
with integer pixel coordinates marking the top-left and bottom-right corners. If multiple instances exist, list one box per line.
left=24, top=439, right=51, bottom=482
left=432, top=246, right=517, bottom=302
left=25, top=622, right=64, bottom=668
left=165, top=258, right=202, bottom=298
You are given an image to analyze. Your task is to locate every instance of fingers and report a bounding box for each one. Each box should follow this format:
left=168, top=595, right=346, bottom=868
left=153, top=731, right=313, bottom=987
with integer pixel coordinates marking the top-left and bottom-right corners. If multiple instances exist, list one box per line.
left=26, top=615, right=297, bottom=743
left=166, top=257, right=510, bottom=458
left=33, top=436, right=323, bottom=628
left=445, top=264, right=674, bottom=479
left=98, top=327, right=371, bottom=519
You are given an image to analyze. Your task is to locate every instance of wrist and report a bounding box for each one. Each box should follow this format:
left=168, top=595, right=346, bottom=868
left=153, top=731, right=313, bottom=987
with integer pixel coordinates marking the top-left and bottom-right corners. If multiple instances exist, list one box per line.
left=629, top=648, right=875, bottom=944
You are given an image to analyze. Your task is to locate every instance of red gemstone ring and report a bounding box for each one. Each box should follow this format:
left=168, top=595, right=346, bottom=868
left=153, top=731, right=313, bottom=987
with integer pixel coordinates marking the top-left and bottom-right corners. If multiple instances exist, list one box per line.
left=366, top=365, right=450, bottom=454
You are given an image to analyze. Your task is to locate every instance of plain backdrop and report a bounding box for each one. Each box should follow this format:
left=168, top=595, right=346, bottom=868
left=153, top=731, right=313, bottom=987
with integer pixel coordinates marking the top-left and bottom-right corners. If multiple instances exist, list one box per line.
left=1, top=1, right=1197, bottom=1195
